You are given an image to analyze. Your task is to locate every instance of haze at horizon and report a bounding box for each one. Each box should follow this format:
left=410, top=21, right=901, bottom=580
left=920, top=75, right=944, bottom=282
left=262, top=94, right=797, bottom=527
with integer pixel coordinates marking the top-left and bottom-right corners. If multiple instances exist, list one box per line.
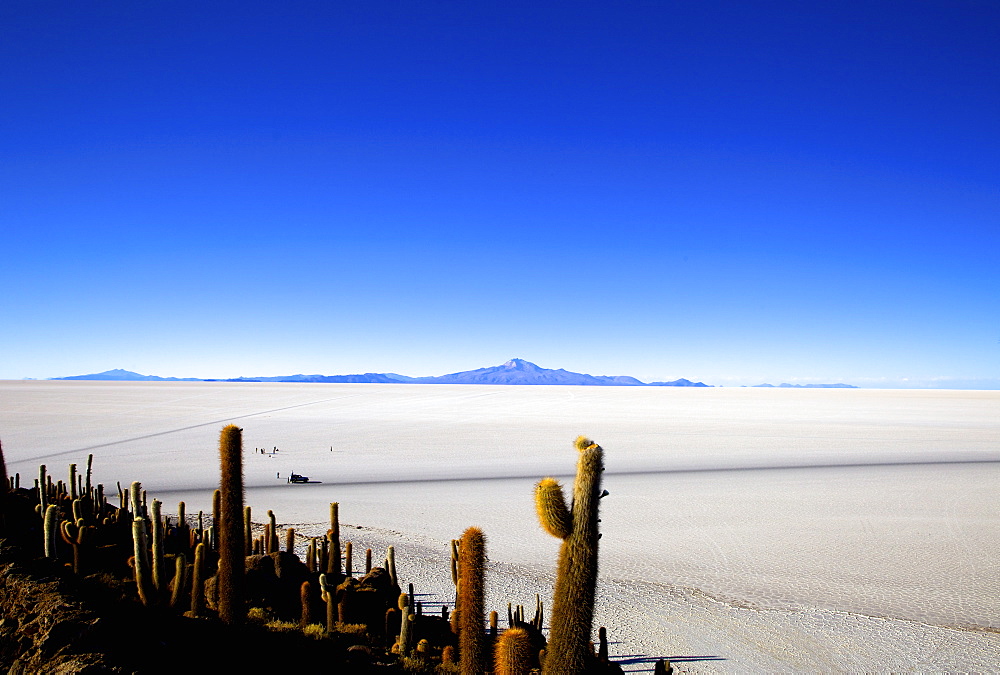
left=2, top=1, right=997, bottom=389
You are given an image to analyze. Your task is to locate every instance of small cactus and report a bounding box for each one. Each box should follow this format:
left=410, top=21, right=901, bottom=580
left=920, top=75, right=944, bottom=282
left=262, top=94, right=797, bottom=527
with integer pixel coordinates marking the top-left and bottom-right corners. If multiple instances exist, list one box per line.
left=495, top=626, right=534, bottom=675
left=654, top=659, right=673, bottom=675
left=129, top=481, right=143, bottom=518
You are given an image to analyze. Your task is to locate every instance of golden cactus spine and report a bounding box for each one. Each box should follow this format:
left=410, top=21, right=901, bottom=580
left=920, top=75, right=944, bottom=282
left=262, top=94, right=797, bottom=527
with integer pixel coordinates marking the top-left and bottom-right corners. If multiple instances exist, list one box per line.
left=458, top=526, right=487, bottom=675
left=534, top=436, right=605, bottom=674
left=217, top=424, right=246, bottom=625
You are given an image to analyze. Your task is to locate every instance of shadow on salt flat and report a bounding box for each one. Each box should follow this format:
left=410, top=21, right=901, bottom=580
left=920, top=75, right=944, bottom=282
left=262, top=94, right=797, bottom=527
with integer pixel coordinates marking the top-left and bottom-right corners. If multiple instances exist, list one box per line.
left=615, top=654, right=727, bottom=671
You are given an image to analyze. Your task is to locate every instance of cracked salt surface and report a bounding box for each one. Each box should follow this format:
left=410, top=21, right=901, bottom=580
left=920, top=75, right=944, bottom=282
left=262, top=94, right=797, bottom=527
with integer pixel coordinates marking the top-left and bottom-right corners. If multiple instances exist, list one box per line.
left=2, top=381, right=998, bottom=671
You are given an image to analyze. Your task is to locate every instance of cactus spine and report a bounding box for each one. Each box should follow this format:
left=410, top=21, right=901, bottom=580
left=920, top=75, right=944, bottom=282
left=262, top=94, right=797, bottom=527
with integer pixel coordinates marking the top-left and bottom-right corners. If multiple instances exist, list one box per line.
left=535, top=436, right=605, bottom=674
left=217, top=424, right=246, bottom=625
left=458, top=526, right=487, bottom=675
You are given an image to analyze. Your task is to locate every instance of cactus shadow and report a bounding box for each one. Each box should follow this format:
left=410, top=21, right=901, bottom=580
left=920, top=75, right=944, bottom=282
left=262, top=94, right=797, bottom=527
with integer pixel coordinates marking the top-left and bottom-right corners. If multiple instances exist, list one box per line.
left=614, top=654, right=726, bottom=668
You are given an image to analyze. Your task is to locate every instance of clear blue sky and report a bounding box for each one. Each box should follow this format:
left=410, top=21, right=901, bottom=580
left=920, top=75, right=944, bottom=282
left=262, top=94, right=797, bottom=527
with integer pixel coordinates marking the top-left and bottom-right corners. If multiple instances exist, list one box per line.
left=2, top=1, right=998, bottom=387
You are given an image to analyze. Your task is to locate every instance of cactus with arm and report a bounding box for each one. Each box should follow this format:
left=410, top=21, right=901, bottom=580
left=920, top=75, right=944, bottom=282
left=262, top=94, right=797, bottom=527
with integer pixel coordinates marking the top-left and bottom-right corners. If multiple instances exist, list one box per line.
left=535, top=436, right=606, bottom=674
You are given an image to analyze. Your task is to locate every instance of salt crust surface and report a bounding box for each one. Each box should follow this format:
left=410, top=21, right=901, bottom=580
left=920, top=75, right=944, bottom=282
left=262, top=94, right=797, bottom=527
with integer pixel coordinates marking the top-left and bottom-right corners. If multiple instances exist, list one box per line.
left=2, top=381, right=998, bottom=671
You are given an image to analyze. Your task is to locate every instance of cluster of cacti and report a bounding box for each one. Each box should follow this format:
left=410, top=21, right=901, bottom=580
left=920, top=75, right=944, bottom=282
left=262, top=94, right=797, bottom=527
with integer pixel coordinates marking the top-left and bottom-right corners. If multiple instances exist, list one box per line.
left=0, top=431, right=629, bottom=673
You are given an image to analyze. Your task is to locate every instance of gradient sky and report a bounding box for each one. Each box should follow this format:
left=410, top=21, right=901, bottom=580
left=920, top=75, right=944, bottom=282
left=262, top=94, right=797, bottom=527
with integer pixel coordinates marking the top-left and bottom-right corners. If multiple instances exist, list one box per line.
left=2, top=1, right=998, bottom=387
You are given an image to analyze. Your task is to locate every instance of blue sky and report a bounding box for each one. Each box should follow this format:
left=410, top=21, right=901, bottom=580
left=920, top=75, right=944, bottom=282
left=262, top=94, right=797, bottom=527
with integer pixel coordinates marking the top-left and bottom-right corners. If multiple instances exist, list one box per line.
left=2, top=1, right=998, bottom=387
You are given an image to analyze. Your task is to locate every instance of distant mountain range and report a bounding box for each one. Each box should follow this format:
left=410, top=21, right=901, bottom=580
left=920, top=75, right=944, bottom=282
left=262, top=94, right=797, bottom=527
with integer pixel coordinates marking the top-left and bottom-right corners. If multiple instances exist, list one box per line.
left=752, top=382, right=857, bottom=389
left=52, top=359, right=712, bottom=387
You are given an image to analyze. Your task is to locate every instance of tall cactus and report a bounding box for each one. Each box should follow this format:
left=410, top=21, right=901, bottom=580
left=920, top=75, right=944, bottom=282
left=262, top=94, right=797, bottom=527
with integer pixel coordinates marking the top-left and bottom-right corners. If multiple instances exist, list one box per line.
left=151, top=499, right=165, bottom=593
left=217, top=424, right=246, bottom=625
left=535, top=436, right=606, bottom=674
left=132, top=517, right=153, bottom=606
left=327, top=502, right=342, bottom=584
left=0, top=439, right=7, bottom=533
left=458, top=526, right=487, bottom=675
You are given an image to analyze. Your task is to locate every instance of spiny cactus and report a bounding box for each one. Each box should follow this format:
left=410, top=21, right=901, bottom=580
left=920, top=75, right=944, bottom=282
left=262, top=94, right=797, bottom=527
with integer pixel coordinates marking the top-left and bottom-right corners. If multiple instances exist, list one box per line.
left=68, top=463, right=78, bottom=500
left=328, top=502, right=342, bottom=584
left=151, top=499, right=165, bottom=593
left=129, top=481, right=143, bottom=518
left=267, top=509, right=279, bottom=554
left=300, top=580, right=314, bottom=628
left=397, top=592, right=414, bottom=656
left=60, top=519, right=89, bottom=575
left=0, top=440, right=7, bottom=519
left=243, top=505, right=252, bottom=556
left=535, top=436, right=606, bottom=674
left=85, top=453, right=93, bottom=494
left=217, top=424, right=246, bottom=624
left=386, top=545, right=399, bottom=595
left=458, top=526, right=487, bottom=675
left=319, top=573, right=336, bottom=633
left=38, top=465, right=48, bottom=515
left=597, top=626, right=608, bottom=662
left=654, top=659, right=673, bottom=675
left=495, top=626, right=534, bottom=675
left=132, top=517, right=153, bottom=606
left=170, top=552, right=187, bottom=609
left=43, top=504, right=59, bottom=558
left=188, top=543, right=207, bottom=618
